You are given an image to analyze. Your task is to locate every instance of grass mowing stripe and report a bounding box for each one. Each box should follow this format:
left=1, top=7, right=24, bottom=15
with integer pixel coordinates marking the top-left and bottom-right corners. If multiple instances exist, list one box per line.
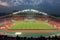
left=9, top=22, right=55, bottom=30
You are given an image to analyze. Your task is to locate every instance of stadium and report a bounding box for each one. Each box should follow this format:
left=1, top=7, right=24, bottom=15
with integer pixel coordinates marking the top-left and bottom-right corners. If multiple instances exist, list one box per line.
left=0, top=9, right=60, bottom=37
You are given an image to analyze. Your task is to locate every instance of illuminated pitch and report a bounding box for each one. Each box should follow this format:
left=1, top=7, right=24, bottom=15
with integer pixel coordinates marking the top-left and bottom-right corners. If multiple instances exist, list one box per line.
left=9, top=21, right=55, bottom=30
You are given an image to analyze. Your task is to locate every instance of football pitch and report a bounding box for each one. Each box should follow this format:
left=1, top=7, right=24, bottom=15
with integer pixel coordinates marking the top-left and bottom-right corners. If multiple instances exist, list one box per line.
left=9, top=22, right=55, bottom=30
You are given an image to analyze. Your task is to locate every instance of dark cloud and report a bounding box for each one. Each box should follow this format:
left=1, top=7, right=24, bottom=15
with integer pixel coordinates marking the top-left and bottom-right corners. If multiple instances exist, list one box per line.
left=0, top=0, right=60, bottom=17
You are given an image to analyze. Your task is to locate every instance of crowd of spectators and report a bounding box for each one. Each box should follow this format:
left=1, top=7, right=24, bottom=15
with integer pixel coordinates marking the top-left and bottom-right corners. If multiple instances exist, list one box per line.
left=0, top=35, right=60, bottom=40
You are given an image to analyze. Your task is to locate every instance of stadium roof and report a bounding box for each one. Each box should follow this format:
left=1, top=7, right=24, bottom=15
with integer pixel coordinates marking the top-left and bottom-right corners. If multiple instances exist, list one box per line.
left=13, top=9, right=48, bottom=15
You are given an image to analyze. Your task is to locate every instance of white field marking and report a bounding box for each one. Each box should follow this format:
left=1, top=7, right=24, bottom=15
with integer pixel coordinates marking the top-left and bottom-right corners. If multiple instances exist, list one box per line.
left=45, top=22, right=57, bottom=29
left=9, top=23, right=16, bottom=29
left=36, top=21, right=53, bottom=28
left=45, top=22, right=53, bottom=27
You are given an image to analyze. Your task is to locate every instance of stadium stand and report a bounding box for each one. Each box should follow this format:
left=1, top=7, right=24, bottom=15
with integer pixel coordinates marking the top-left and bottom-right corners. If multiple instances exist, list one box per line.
left=0, top=9, right=60, bottom=38
left=0, top=35, right=60, bottom=40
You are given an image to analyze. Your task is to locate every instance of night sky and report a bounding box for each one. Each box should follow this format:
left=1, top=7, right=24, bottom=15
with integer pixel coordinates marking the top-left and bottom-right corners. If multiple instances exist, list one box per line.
left=0, top=0, right=60, bottom=17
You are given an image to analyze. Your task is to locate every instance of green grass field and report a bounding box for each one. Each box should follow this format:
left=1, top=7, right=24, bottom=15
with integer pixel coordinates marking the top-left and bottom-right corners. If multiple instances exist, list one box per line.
left=9, top=22, right=55, bottom=30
